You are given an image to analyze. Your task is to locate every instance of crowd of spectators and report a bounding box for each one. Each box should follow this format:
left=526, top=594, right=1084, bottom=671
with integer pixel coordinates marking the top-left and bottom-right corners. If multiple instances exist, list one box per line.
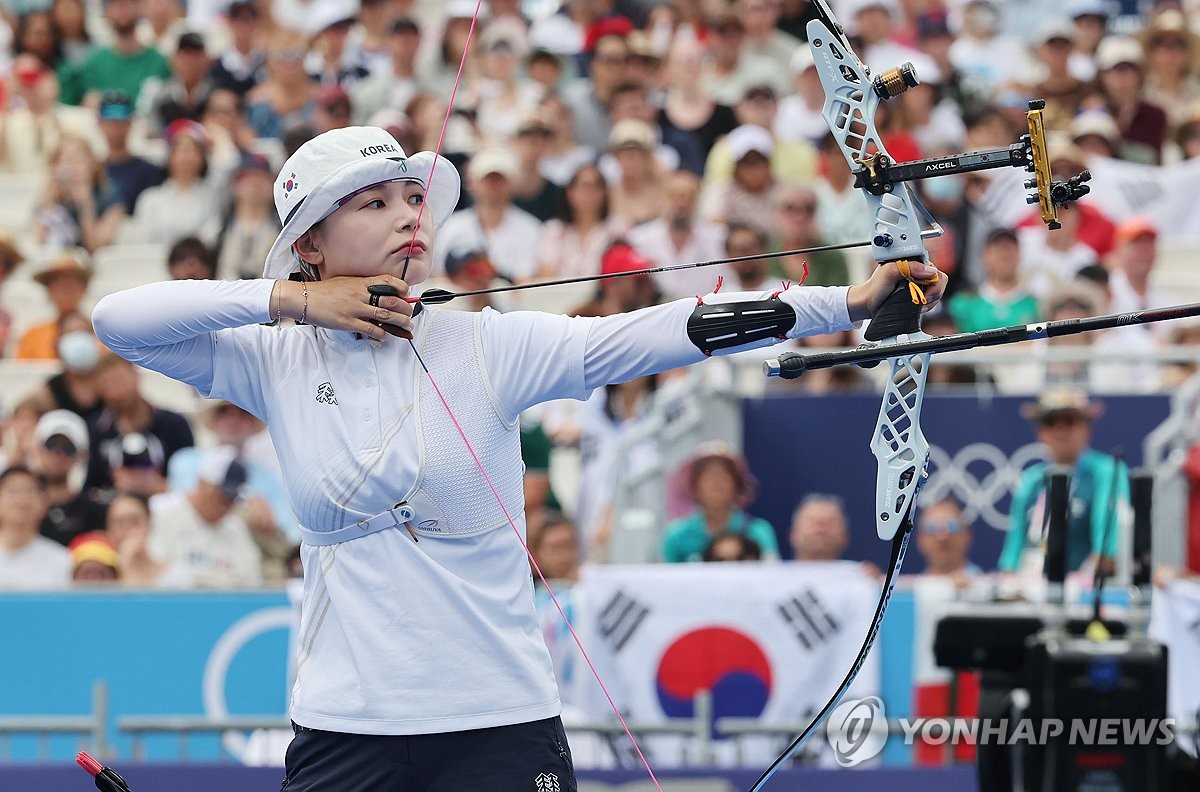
left=1, top=0, right=1198, bottom=588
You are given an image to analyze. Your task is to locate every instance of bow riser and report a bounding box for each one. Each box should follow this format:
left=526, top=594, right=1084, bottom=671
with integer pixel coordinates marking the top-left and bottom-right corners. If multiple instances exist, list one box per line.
left=809, top=19, right=929, bottom=264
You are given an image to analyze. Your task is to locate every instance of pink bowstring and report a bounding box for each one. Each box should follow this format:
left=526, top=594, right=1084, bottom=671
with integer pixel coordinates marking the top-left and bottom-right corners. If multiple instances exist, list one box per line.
left=398, top=3, right=663, bottom=788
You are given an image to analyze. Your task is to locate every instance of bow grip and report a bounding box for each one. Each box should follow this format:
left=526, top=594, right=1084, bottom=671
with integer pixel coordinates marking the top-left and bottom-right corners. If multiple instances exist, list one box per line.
left=863, top=272, right=923, bottom=341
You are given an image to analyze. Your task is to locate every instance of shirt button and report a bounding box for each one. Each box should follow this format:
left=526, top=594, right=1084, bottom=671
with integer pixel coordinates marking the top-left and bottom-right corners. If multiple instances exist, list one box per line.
left=363, top=410, right=373, bottom=421
left=365, top=378, right=375, bottom=388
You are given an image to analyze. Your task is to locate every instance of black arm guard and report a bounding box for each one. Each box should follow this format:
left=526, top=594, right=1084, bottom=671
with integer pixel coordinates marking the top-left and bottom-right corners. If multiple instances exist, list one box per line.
left=686, top=296, right=797, bottom=356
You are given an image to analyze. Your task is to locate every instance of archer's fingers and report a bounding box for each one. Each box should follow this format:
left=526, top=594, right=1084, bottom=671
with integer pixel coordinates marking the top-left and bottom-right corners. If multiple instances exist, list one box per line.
left=373, top=274, right=411, bottom=298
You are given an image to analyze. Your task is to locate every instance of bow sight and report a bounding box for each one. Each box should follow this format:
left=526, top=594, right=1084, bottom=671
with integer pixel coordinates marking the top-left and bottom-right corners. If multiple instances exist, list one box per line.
left=851, top=97, right=1092, bottom=232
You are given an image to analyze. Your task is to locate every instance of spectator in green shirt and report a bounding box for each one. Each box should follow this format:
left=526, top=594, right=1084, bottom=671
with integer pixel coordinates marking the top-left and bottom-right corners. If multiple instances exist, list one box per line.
left=948, top=228, right=1040, bottom=333
left=75, top=0, right=171, bottom=107
left=769, top=184, right=850, bottom=287
left=661, top=442, right=779, bottom=562
left=999, top=388, right=1129, bottom=576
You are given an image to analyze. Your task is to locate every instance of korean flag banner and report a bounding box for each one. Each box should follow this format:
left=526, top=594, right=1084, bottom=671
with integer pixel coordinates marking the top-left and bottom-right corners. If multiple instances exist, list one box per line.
left=568, top=562, right=881, bottom=767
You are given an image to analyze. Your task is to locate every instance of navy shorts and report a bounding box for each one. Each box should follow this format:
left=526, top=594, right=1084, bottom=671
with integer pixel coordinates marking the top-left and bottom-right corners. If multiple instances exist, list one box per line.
left=281, top=716, right=578, bottom=792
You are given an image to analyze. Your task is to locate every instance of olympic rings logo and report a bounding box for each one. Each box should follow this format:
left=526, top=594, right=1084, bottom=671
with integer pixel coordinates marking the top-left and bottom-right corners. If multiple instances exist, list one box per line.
left=922, top=441, right=1048, bottom=531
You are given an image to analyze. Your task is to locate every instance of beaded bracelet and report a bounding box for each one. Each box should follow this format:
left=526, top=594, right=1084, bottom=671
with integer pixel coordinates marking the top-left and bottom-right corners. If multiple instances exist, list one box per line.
left=299, top=281, right=309, bottom=325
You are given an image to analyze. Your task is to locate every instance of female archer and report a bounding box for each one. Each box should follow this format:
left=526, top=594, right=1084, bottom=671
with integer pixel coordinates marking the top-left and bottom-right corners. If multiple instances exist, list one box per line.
left=92, top=125, right=946, bottom=790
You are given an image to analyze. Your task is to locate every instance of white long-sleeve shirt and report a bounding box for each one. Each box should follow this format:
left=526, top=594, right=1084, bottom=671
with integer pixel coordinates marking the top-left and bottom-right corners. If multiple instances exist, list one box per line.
left=92, top=278, right=854, bottom=735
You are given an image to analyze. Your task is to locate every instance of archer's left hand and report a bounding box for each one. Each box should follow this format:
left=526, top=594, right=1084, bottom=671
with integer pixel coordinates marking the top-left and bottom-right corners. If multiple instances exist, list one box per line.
left=847, top=260, right=948, bottom=322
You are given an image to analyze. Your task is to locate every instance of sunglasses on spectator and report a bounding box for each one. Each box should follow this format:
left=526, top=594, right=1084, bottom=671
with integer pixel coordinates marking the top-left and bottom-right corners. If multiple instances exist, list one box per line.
left=921, top=518, right=962, bottom=534
left=270, top=48, right=306, bottom=62
left=782, top=202, right=816, bottom=214
left=44, top=436, right=78, bottom=456
left=1151, top=37, right=1188, bottom=50
left=1039, top=412, right=1086, bottom=428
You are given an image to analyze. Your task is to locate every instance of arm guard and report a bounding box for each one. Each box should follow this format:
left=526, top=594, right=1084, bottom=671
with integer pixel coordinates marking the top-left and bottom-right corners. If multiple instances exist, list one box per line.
left=687, top=295, right=797, bottom=356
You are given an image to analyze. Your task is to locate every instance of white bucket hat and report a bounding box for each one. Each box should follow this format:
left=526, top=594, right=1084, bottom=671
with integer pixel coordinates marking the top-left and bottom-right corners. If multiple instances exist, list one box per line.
left=262, top=126, right=461, bottom=281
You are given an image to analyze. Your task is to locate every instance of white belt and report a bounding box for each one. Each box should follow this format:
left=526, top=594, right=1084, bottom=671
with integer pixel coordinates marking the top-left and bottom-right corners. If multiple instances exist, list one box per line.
left=298, top=503, right=416, bottom=547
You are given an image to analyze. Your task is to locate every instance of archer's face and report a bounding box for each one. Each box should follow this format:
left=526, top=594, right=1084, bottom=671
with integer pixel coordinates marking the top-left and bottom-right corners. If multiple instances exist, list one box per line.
left=308, top=180, right=435, bottom=285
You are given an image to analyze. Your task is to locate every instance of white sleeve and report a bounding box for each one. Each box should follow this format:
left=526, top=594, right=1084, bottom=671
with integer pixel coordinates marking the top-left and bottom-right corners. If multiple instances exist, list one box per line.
left=91, top=278, right=275, bottom=400
left=482, top=284, right=856, bottom=420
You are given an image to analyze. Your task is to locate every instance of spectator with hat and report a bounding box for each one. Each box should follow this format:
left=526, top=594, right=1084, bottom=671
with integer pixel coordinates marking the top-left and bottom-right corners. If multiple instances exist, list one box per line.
left=99, top=90, right=164, bottom=214
left=699, top=123, right=786, bottom=232
left=350, top=0, right=401, bottom=77
left=470, top=17, right=542, bottom=145
left=603, top=81, right=702, bottom=176
left=914, top=10, right=988, bottom=122
left=17, top=249, right=94, bottom=360
left=350, top=16, right=424, bottom=126
left=1108, top=215, right=1174, bottom=322
left=605, top=118, right=665, bottom=226
left=148, top=445, right=263, bottom=587
left=135, top=29, right=215, bottom=137
left=85, top=353, right=194, bottom=496
left=1140, top=9, right=1200, bottom=131
left=209, top=0, right=266, bottom=96
left=127, top=118, right=222, bottom=244
left=1028, top=18, right=1090, bottom=133
left=1081, top=36, right=1168, bottom=164
left=68, top=530, right=120, bottom=583
left=564, top=16, right=632, bottom=151
left=419, top=244, right=513, bottom=314
left=703, top=85, right=818, bottom=187
left=32, top=409, right=106, bottom=546
left=510, top=110, right=567, bottom=222
left=848, top=0, right=923, bottom=74
left=535, top=162, right=625, bottom=282
left=76, top=0, right=172, bottom=106
left=1029, top=279, right=1108, bottom=392
left=304, top=0, right=370, bottom=89
left=216, top=153, right=280, bottom=280
left=0, top=466, right=70, bottom=589
left=775, top=46, right=828, bottom=146
left=662, top=441, right=779, bottom=563
left=532, top=95, right=594, bottom=186
left=314, top=84, right=353, bottom=134
left=0, top=53, right=100, bottom=174
left=35, top=133, right=126, bottom=254
left=900, top=54, right=968, bottom=152
left=437, top=147, right=543, bottom=281
left=1000, top=388, right=1129, bottom=576
left=948, top=0, right=1030, bottom=95
left=568, top=240, right=661, bottom=318
left=1067, top=0, right=1109, bottom=76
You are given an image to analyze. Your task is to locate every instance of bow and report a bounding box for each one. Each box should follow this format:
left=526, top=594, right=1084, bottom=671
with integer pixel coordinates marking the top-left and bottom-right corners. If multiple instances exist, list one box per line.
left=748, top=3, right=1084, bottom=787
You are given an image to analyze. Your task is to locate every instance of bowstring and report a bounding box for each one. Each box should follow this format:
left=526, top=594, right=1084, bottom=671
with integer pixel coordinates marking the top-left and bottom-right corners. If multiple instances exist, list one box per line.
left=395, top=3, right=663, bottom=788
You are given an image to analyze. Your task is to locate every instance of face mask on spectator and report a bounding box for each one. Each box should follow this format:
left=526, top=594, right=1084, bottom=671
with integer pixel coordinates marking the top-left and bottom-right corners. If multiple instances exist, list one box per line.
left=924, top=175, right=964, bottom=202
left=58, top=331, right=100, bottom=372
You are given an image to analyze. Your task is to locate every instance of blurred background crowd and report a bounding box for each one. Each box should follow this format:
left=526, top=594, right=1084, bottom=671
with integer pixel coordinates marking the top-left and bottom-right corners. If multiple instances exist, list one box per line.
left=0, top=0, right=1198, bottom=590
